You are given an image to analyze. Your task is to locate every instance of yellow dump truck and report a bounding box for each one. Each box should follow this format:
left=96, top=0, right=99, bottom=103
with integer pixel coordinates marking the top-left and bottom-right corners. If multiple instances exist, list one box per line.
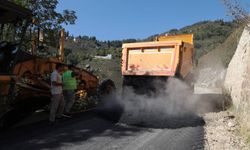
left=121, top=34, right=194, bottom=93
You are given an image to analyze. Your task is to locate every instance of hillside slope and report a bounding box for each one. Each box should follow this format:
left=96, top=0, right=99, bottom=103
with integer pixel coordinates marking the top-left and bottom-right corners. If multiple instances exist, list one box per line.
left=198, top=27, right=243, bottom=68
left=147, top=20, right=237, bottom=61
left=194, top=26, right=243, bottom=93
left=224, top=27, right=250, bottom=143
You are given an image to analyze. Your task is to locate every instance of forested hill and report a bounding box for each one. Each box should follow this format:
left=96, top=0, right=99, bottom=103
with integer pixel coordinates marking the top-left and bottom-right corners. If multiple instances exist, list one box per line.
left=65, top=20, right=237, bottom=66
left=146, top=20, right=237, bottom=60
left=64, top=36, right=136, bottom=65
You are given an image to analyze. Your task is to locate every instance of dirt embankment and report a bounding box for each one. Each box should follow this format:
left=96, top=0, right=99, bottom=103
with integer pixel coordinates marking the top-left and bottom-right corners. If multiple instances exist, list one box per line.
left=224, top=27, right=250, bottom=142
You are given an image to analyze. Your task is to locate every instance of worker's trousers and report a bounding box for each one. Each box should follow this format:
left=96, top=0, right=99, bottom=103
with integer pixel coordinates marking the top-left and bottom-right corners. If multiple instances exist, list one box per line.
left=63, top=90, right=75, bottom=113
left=50, top=94, right=64, bottom=122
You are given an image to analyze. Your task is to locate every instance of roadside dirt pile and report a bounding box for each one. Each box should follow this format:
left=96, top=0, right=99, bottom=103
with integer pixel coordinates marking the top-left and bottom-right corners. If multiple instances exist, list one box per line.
left=224, top=26, right=250, bottom=139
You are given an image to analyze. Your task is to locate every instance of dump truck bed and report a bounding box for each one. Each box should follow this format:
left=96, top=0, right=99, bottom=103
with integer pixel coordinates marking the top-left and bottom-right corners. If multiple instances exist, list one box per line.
left=122, top=39, right=194, bottom=78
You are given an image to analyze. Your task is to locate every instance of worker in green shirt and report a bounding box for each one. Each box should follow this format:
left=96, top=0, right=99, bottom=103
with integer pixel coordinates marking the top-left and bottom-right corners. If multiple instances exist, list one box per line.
left=62, top=64, right=77, bottom=115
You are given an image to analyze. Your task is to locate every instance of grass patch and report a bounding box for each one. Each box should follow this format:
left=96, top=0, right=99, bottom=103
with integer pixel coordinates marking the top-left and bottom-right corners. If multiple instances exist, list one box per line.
left=228, top=104, right=250, bottom=147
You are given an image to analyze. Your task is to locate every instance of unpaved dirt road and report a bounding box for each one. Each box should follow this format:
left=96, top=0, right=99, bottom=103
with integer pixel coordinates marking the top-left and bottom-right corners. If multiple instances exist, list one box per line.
left=0, top=110, right=204, bottom=150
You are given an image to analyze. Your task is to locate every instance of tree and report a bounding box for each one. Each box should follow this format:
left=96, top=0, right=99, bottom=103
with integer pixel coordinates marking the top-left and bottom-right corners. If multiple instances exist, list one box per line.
left=10, top=0, right=77, bottom=47
left=11, top=0, right=77, bottom=28
left=221, top=0, right=250, bottom=30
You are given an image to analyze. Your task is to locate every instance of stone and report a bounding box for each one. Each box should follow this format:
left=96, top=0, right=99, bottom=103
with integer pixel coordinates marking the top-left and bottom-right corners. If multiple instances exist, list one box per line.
left=228, top=121, right=236, bottom=128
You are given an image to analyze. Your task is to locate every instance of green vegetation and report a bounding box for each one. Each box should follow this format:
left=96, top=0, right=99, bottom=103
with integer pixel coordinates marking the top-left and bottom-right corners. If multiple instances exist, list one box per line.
left=198, top=27, right=243, bottom=68
left=159, top=20, right=238, bottom=61
left=228, top=104, right=250, bottom=147
left=64, top=37, right=136, bottom=87
left=1, top=0, right=76, bottom=49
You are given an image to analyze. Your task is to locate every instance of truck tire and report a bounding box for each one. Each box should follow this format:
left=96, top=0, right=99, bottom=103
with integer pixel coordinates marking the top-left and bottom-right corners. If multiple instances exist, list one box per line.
left=96, top=79, right=124, bottom=122
left=98, top=79, right=116, bottom=98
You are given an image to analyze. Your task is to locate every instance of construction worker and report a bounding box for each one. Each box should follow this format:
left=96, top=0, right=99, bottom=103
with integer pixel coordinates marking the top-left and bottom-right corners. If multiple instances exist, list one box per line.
left=62, top=64, right=77, bottom=115
left=49, top=63, right=65, bottom=122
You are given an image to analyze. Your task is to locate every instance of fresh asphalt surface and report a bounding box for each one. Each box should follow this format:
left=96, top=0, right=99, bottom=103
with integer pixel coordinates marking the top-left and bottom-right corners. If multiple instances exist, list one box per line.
left=0, top=110, right=205, bottom=150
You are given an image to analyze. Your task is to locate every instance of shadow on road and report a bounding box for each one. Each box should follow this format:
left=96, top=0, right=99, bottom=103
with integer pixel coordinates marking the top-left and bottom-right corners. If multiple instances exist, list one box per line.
left=0, top=110, right=146, bottom=150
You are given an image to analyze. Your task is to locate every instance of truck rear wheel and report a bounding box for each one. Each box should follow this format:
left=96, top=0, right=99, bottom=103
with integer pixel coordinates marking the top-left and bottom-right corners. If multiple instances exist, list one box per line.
left=96, top=79, right=123, bottom=122
left=98, top=79, right=116, bottom=98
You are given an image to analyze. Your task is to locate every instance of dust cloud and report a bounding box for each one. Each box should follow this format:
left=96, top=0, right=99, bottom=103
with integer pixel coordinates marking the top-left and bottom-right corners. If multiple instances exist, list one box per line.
left=119, top=78, right=207, bottom=128
left=195, top=54, right=227, bottom=94
left=99, top=78, right=211, bottom=128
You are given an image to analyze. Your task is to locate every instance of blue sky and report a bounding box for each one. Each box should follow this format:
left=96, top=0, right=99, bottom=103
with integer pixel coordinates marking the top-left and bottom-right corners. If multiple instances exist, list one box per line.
left=57, top=0, right=242, bottom=41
